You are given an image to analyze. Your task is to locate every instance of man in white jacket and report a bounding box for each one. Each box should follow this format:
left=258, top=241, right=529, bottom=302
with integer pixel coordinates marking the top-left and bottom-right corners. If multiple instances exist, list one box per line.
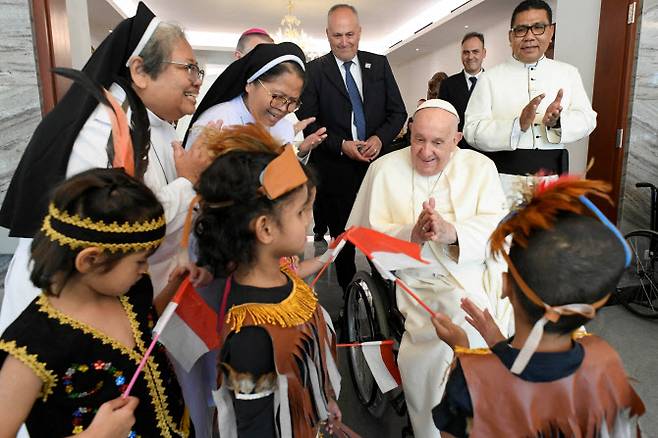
left=347, top=99, right=511, bottom=438
left=463, top=0, right=596, bottom=205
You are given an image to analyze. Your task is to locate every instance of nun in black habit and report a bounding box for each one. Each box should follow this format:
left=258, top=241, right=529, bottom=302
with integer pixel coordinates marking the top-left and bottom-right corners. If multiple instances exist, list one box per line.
left=0, top=2, right=209, bottom=338
left=184, top=41, right=326, bottom=157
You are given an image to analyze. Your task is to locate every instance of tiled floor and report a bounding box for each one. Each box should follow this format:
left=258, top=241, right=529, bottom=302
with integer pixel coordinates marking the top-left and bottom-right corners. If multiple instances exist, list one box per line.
left=1, top=242, right=656, bottom=437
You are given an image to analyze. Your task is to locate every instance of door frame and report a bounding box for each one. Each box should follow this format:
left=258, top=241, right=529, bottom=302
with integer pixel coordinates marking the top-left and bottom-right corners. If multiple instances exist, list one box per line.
left=586, top=0, right=640, bottom=222
left=30, top=0, right=72, bottom=115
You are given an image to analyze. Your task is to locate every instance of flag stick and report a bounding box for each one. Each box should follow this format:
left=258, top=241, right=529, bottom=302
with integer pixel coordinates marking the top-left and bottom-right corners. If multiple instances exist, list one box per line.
left=122, top=277, right=190, bottom=398
left=122, top=334, right=160, bottom=398
left=309, top=238, right=346, bottom=288
left=310, top=260, right=330, bottom=288
left=336, top=339, right=395, bottom=348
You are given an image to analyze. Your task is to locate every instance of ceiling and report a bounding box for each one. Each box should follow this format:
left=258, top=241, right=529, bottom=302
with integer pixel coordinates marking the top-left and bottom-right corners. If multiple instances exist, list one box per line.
left=89, top=0, right=476, bottom=54
left=387, top=0, right=519, bottom=65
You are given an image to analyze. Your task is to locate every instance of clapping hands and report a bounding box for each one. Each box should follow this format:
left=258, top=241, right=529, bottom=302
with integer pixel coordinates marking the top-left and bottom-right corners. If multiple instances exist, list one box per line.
left=411, top=197, right=457, bottom=245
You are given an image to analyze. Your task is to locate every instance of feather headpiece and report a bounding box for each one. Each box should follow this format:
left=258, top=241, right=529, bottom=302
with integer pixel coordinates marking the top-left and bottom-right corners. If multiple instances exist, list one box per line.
left=490, top=176, right=630, bottom=374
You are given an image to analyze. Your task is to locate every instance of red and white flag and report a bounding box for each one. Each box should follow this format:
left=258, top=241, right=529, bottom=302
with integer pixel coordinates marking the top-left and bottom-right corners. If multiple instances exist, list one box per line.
left=344, top=226, right=433, bottom=275
left=155, top=277, right=219, bottom=371
left=360, top=340, right=402, bottom=393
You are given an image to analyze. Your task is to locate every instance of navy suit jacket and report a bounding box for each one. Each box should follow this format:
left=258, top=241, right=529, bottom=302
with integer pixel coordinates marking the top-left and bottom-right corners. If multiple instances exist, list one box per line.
left=439, top=70, right=473, bottom=149
left=298, top=51, right=406, bottom=196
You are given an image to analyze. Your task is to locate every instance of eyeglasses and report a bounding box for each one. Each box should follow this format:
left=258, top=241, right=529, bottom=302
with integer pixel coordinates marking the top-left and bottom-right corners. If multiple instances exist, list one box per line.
left=162, top=61, right=205, bottom=82
left=257, top=80, right=302, bottom=112
left=511, top=23, right=552, bottom=38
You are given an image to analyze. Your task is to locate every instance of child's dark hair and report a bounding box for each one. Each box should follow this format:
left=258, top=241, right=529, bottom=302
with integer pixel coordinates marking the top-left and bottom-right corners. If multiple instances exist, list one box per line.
left=194, top=125, right=308, bottom=276
left=509, top=212, right=625, bottom=333
left=490, top=179, right=627, bottom=334
left=30, top=168, right=165, bottom=296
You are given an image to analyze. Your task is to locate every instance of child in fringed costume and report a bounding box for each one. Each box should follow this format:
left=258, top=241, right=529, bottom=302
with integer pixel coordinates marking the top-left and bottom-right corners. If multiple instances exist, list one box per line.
left=431, top=178, right=645, bottom=437
left=192, top=124, right=344, bottom=437
left=0, top=169, right=190, bottom=437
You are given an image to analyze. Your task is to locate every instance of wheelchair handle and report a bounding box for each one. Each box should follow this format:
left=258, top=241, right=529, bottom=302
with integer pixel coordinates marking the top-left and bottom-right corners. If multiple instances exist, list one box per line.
left=636, top=182, right=658, bottom=232
left=636, top=182, right=657, bottom=190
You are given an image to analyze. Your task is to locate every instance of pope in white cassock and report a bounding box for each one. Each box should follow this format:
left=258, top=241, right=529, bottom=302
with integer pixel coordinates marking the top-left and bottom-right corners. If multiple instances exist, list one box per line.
left=347, top=99, right=512, bottom=438
left=463, top=0, right=596, bottom=206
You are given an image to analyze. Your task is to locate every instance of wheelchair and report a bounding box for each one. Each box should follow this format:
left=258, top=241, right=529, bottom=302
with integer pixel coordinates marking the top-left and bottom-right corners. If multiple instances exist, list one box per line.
left=616, top=182, right=658, bottom=318
left=343, top=263, right=414, bottom=436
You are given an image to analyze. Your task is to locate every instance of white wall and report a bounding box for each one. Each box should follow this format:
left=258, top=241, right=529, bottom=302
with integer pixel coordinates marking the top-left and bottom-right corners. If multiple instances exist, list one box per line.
left=67, top=0, right=92, bottom=69
left=554, top=0, right=601, bottom=173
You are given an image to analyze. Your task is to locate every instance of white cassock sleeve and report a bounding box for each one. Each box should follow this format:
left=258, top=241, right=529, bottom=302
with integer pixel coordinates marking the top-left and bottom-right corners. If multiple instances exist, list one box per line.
left=462, top=72, right=518, bottom=152
left=449, top=157, right=507, bottom=266
left=545, top=66, right=597, bottom=144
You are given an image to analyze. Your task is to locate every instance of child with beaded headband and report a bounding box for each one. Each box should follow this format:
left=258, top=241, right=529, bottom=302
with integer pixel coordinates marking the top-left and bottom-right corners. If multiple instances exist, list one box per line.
left=191, top=124, right=345, bottom=437
left=430, top=178, right=645, bottom=437
left=0, top=168, right=191, bottom=437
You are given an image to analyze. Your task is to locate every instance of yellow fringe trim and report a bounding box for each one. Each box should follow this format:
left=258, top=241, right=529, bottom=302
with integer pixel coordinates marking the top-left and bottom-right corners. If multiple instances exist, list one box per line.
left=47, top=203, right=165, bottom=233
left=0, top=340, right=58, bottom=401
left=454, top=346, right=491, bottom=355
left=226, top=266, right=318, bottom=333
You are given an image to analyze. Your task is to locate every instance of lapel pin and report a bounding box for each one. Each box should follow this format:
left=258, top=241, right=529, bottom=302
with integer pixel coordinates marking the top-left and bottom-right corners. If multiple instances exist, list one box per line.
left=365, top=63, right=371, bottom=69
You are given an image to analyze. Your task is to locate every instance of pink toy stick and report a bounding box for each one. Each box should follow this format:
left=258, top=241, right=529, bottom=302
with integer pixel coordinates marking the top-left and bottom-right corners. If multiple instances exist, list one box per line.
left=122, top=332, right=161, bottom=398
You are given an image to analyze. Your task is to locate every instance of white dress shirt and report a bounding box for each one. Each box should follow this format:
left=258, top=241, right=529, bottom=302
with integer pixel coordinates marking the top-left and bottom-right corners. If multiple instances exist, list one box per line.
left=464, top=69, right=483, bottom=91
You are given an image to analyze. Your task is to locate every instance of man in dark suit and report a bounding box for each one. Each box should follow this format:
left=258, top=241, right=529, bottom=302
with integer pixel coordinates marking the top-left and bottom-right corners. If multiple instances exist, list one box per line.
left=438, top=32, right=486, bottom=149
left=298, top=4, right=406, bottom=292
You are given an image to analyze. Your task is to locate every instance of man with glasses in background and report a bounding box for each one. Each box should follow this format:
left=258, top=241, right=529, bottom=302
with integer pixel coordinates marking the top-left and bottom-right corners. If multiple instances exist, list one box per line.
left=463, top=0, right=596, bottom=205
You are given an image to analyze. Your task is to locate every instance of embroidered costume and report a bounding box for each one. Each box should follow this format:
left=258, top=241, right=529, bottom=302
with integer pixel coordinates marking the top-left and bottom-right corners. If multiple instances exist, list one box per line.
left=213, top=266, right=341, bottom=438
left=0, top=276, right=190, bottom=438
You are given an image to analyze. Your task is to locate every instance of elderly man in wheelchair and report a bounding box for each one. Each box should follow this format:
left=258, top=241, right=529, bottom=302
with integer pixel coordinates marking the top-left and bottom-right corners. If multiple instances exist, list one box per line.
left=345, top=99, right=513, bottom=438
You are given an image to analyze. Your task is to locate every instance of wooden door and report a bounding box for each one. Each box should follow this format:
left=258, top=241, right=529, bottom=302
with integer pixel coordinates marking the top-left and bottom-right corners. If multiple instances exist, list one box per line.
left=587, top=0, right=640, bottom=222
left=30, top=0, right=72, bottom=114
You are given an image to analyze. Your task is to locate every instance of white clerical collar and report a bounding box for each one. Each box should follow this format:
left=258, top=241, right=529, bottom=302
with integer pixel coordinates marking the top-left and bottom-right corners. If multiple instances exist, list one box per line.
left=511, top=55, right=545, bottom=69
left=334, top=54, right=360, bottom=70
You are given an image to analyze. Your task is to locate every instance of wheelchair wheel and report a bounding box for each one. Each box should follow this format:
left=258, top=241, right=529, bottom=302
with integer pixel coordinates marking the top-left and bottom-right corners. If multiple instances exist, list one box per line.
left=345, top=271, right=389, bottom=417
left=618, top=230, right=658, bottom=318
